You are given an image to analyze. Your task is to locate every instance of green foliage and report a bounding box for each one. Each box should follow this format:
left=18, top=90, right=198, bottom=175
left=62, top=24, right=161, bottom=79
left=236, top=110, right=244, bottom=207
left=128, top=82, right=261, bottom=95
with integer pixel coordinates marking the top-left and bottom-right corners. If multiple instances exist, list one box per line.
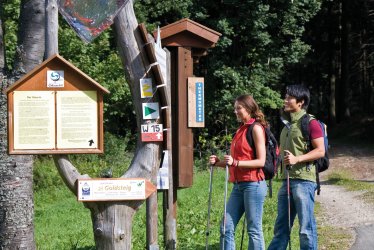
left=33, top=133, right=132, bottom=193
left=134, top=0, right=192, bottom=30
left=33, top=156, right=64, bottom=192
left=1, top=0, right=20, bottom=69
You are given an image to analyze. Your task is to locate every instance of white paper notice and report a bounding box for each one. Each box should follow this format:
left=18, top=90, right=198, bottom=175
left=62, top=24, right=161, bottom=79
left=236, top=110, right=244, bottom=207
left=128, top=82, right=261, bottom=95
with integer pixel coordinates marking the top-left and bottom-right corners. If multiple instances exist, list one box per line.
left=13, top=91, right=55, bottom=149
left=56, top=91, right=98, bottom=149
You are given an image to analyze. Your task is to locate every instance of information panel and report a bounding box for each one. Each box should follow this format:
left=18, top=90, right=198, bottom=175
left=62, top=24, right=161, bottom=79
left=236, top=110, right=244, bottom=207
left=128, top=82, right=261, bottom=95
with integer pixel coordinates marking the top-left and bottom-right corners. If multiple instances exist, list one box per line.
left=11, top=90, right=98, bottom=151
left=56, top=91, right=98, bottom=149
left=13, top=91, right=55, bottom=149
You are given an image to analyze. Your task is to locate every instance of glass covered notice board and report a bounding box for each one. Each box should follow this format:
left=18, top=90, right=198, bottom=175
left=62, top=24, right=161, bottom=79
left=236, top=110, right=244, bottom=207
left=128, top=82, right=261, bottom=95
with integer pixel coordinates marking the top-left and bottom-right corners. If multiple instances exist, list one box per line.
left=9, top=90, right=101, bottom=154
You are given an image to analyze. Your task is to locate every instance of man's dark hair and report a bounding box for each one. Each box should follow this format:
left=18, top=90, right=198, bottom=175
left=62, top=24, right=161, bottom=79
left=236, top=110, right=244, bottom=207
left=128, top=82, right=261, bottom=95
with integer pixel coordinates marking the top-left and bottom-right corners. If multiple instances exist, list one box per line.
left=286, top=84, right=310, bottom=110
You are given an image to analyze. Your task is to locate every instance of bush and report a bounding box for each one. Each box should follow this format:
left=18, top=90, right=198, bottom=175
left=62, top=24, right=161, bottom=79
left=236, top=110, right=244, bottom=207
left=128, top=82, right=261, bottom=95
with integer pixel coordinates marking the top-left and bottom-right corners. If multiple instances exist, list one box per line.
left=33, top=132, right=133, bottom=191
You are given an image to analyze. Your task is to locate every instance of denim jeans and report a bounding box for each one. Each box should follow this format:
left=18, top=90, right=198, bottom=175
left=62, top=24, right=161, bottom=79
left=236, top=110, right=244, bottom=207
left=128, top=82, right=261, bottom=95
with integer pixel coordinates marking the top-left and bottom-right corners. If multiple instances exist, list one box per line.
left=268, top=179, right=318, bottom=250
left=220, top=180, right=267, bottom=250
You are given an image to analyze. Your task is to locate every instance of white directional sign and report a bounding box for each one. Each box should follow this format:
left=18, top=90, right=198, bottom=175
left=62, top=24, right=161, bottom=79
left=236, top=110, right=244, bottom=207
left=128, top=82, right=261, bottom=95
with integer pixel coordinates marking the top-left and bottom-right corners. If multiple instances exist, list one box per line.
left=142, top=102, right=159, bottom=120
left=77, top=178, right=157, bottom=201
left=141, top=123, right=163, bottom=142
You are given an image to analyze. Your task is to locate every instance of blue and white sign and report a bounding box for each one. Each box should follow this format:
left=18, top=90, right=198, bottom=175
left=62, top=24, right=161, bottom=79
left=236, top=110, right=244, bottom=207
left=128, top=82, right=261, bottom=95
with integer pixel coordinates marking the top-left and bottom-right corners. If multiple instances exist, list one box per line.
left=187, top=77, right=205, bottom=127
left=47, top=70, right=64, bottom=88
left=196, top=82, right=204, bottom=122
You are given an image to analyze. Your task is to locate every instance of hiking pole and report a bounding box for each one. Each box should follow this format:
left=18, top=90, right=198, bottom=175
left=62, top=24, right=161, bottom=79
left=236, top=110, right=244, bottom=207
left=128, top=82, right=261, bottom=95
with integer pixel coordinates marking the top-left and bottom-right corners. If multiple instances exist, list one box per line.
left=205, top=156, right=214, bottom=250
left=222, top=126, right=229, bottom=250
left=281, top=115, right=293, bottom=250
left=286, top=164, right=292, bottom=250
left=240, top=217, right=246, bottom=250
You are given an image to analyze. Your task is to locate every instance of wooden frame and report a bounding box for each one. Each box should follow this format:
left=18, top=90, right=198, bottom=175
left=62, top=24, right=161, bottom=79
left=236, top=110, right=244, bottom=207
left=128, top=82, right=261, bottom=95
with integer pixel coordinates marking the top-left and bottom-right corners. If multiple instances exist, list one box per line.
left=5, top=54, right=109, bottom=154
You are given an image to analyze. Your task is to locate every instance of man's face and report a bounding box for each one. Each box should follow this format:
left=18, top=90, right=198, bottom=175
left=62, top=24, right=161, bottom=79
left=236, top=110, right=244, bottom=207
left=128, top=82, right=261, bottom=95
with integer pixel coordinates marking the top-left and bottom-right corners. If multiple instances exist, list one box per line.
left=284, top=94, right=304, bottom=113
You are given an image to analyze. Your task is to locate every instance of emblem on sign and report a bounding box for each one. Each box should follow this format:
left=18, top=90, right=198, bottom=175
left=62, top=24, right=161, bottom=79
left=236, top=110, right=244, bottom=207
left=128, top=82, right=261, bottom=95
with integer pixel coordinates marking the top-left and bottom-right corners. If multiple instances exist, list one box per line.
left=47, top=70, right=64, bottom=88
left=141, top=123, right=163, bottom=142
left=142, top=102, right=159, bottom=120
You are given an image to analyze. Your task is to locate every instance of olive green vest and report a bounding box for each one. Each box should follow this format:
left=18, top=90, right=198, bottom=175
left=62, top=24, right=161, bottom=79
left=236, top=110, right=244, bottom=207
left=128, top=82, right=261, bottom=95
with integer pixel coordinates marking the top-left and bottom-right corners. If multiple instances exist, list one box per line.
left=279, top=109, right=316, bottom=182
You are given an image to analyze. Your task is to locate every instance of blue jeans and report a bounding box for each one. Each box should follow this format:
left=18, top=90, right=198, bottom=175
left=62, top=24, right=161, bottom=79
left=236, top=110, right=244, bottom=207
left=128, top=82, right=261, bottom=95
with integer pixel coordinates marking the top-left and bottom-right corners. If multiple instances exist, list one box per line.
left=220, top=181, right=267, bottom=250
left=268, top=179, right=318, bottom=250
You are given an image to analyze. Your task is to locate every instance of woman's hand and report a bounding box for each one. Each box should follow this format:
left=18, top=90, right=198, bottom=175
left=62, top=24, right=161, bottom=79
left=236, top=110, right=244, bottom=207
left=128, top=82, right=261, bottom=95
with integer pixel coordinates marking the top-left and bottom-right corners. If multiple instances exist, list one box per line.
left=223, top=155, right=234, bottom=166
left=209, top=155, right=220, bottom=166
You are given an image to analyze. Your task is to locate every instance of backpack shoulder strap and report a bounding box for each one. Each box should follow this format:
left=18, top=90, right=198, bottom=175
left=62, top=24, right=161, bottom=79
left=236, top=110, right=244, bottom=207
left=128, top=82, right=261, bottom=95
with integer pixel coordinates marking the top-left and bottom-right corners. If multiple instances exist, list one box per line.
left=300, top=113, right=316, bottom=150
left=246, top=122, right=259, bottom=157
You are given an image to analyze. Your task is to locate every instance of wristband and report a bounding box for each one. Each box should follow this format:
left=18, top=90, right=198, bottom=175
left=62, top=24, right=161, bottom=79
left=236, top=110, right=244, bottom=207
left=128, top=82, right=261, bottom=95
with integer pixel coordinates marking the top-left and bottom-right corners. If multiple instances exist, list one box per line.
left=232, top=159, right=239, bottom=167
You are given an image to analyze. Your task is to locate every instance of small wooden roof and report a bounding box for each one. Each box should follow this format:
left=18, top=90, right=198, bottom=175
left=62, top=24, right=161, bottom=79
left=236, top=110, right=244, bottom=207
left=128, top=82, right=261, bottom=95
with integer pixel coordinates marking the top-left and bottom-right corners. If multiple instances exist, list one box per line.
left=154, top=18, right=221, bottom=49
left=5, top=54, right=110, bottom=94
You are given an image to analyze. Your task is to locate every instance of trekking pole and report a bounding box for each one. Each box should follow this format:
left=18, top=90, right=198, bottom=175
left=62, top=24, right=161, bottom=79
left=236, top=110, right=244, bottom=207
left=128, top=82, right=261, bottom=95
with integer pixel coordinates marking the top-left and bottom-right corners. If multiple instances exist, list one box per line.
left=222, top=126, right=229, bottom=250
left=286, top=164, right=292, bottom=250
left=240, top=217, right=246, bottom=250
left=281, top=116, right=292, bottom=250
left=205, top=156, right=214, bottom=250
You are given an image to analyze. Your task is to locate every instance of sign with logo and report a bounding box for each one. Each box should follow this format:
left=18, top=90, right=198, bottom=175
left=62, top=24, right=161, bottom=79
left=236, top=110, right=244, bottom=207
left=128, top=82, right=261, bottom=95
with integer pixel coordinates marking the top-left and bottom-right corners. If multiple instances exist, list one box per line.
left=142, top=102, right=159, bottom=120
left=47, top=70, right=64, bottom=87
left=141, top=123, right=163, bottom=142
left=78, top=178, right=157, bottom=201
left=187, top=77, right=205, bottom=127
left=140, top=78, right=153, bottom=98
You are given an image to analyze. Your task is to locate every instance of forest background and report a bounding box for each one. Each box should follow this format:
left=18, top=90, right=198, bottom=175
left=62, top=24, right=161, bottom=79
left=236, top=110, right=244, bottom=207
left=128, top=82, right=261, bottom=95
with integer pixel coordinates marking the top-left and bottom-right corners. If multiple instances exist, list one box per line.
left=1, top=0, right=374, bottom=248
left=2, top=0, right=373, bottom=150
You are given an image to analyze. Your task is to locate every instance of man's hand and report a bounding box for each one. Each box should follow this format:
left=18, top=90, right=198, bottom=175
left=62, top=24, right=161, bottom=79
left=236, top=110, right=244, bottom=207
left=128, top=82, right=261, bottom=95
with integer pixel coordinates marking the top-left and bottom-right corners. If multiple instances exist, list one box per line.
left=284, top=150, right=300, bottom=165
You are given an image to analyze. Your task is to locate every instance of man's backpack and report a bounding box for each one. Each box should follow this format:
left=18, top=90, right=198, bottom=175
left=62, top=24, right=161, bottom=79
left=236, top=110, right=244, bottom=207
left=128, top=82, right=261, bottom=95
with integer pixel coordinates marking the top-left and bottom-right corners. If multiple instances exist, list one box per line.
left=300, top=114, right=330, bottom=195
left=246, top=123, right=280, bottom=197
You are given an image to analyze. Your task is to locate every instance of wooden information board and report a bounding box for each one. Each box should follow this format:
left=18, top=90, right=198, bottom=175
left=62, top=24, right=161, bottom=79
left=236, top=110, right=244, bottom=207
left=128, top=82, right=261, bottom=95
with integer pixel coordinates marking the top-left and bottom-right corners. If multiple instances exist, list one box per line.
left=5, top=54, right=109, bottom=154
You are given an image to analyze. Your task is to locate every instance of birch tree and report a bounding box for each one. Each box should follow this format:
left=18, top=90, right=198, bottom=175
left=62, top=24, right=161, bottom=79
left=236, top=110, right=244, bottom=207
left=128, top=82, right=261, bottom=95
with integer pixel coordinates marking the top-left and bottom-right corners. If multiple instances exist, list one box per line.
left=0, top=0, right=45, bottom=248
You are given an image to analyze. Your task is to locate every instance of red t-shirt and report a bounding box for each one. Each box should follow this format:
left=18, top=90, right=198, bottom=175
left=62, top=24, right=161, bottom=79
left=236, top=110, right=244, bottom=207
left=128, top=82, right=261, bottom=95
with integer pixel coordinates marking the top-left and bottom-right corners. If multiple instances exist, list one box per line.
left=309, top=119, right=323, bottom=139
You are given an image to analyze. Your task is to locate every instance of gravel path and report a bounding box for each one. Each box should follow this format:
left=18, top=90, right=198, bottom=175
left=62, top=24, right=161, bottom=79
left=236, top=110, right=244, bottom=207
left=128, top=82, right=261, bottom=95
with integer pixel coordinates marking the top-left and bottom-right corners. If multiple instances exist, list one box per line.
left=316, top=183, right=374, bottom=228
left=315, top=143, right=374, bottom=249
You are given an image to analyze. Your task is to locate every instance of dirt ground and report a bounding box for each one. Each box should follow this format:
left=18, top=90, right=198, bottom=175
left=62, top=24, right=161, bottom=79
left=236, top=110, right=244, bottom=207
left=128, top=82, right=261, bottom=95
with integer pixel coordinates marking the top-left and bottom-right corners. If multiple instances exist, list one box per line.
left=316, top=141, right=374, bottom=249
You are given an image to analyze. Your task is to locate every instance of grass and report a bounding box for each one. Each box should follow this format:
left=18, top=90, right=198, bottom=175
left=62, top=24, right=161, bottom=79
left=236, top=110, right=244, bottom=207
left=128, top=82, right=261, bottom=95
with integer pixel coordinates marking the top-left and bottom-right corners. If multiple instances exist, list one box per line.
left=35, top=153, right=366, bottom=249
left=327, top=170, right=374, bottom=204
left=34, top=157, right=309, bottom=249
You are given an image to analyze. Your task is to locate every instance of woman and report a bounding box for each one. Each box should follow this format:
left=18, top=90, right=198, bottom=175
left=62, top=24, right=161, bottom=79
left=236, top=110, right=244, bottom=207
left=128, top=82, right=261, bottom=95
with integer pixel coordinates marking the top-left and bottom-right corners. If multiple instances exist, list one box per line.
left=209, top=94, right=268, bottom=250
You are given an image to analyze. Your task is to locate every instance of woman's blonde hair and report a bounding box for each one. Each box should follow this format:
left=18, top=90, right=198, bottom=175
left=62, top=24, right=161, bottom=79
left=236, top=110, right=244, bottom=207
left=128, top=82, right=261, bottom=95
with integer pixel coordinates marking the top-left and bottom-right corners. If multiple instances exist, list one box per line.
left=235, top=94, right=267, bottom=127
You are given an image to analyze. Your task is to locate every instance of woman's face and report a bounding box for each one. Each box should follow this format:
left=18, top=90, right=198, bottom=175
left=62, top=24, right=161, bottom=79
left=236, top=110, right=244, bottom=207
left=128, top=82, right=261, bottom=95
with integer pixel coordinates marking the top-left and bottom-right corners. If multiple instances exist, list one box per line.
left=284, top=94, right=303, bottom=113
left=234, top=101, right=251, bottom=122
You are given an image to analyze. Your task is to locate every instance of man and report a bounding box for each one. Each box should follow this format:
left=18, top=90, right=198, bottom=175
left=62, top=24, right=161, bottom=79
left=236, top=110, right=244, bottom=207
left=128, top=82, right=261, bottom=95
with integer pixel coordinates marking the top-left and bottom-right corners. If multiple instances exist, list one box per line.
left=268, top=85, right=325, bottom=250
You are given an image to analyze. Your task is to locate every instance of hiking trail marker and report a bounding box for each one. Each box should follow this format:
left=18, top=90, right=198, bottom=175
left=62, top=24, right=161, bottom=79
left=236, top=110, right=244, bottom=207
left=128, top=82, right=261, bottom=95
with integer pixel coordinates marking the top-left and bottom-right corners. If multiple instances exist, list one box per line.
left=140, top=78, right=153, bottom=98
left=141, top=123, right=163, bottom=142
left=142, top=102, right=160, bottom=120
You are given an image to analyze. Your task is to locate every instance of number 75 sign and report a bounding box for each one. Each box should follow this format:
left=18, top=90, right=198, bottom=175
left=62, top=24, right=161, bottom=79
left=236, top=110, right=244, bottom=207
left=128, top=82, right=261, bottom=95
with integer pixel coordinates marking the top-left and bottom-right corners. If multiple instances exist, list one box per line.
left=141, top=124, right=163, bottom=142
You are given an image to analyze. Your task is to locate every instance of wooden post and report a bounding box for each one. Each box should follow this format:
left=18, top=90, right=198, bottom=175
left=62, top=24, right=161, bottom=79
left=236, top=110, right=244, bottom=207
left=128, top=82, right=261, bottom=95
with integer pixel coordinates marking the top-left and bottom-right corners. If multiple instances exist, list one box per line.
left=163, top=48, right=177, bottom=249
left=156, top=18, right=221, bottom=249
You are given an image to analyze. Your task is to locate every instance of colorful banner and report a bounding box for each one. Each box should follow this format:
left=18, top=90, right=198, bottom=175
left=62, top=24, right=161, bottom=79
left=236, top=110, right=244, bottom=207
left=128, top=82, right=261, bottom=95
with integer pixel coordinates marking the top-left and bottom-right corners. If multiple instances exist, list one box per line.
left=58, top=0, right=129, bottom=43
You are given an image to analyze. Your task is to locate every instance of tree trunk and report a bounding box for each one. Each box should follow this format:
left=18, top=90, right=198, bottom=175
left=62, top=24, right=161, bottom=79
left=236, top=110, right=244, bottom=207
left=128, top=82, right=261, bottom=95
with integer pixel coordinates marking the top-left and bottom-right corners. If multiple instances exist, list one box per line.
left=328, top=0, right=337, bottom=127
left=0, top=0, right=45, bottom=248
left=51, top=1, right=162, bottom=249
left=45, top=0, right=58, bottom=57
left=339, top=0, right=351, bottom=121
